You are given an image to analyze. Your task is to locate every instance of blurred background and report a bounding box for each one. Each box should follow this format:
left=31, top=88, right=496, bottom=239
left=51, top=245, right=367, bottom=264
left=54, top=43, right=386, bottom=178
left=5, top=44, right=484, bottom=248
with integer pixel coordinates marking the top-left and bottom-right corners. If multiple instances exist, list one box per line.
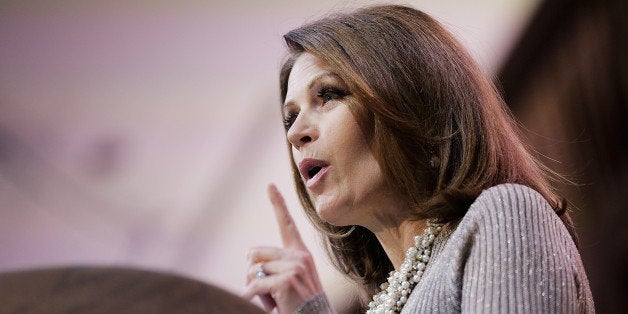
left=0, top=0, right=625, bottom=312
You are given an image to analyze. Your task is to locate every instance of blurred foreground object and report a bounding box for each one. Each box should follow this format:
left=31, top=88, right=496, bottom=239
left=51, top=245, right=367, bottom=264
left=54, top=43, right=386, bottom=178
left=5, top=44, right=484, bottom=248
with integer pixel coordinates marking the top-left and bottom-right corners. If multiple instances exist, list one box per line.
left=0, top=267, right=265, bottom=313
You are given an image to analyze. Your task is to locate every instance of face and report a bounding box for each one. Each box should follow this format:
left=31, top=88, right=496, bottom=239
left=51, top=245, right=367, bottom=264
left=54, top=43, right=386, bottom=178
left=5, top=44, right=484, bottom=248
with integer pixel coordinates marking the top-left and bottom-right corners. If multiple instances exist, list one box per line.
left=283, top=53, right=395, bottom=227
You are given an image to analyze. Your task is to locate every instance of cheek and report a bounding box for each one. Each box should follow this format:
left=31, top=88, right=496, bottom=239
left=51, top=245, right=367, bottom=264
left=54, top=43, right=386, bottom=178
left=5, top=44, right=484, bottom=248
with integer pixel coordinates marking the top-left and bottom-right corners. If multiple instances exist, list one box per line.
left=335, top=132, right=382, bottom=188
left=352, top=153, right=384, bottom=190
left=328, top=113, right=368, bottom=153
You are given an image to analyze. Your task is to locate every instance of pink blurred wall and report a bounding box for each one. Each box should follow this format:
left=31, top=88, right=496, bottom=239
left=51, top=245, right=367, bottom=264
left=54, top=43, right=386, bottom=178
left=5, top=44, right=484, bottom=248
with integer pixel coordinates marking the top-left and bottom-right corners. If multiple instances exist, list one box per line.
left=0, top=0, right=538, bottom=311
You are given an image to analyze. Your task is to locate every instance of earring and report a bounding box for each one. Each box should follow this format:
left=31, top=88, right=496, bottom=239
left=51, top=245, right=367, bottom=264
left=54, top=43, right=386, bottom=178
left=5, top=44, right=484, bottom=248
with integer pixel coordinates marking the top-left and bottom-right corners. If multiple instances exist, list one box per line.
left=429, top=156, right=440, bottom=169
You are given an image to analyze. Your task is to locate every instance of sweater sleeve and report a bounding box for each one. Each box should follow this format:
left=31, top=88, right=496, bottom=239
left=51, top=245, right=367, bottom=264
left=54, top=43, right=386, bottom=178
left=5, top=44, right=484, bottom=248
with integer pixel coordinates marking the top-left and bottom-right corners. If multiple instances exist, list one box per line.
left=460, top=184, right=594, bottom=313
left=294, top=292, right=336, bottom=314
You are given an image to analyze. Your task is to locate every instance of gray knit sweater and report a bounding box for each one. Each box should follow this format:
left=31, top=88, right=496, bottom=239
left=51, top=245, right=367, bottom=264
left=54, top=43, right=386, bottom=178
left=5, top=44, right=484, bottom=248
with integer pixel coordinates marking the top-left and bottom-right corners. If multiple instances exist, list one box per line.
left=297, top=184, right=594, bottom=313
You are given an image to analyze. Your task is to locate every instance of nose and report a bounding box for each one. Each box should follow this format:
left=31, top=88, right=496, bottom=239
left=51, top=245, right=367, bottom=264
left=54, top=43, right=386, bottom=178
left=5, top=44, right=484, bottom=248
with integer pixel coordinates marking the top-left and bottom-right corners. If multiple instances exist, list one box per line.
left=286, top=112, right=318, bottom=150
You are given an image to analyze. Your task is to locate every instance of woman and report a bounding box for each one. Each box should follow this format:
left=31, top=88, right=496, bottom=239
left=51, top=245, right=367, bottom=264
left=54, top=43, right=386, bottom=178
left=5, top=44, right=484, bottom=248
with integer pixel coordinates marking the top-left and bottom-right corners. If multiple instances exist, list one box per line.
left=244, top=5, right=594, bottom=313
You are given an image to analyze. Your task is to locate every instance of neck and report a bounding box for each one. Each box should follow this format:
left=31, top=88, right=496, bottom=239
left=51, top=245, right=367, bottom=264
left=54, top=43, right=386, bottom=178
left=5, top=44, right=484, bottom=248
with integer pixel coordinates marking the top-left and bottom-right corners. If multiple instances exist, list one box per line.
left=372, top=218, right=429, bottom=270
left=355, top=186, right=429, bottom=270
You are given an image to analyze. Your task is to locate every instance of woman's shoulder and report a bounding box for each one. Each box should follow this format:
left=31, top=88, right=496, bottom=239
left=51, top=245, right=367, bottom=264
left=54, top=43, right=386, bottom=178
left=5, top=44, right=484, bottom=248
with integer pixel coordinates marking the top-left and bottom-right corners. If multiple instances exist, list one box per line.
left=452, top=183, right=574, bottom=245
left=447, top=184, right=593, bottom=312
left=457, top=183, right=573, bottom=247
left=466, top=183, right=556, bottom=222
left=405, top=185, right=594, bottom=313
left=475, top=183, right=547, bottom=207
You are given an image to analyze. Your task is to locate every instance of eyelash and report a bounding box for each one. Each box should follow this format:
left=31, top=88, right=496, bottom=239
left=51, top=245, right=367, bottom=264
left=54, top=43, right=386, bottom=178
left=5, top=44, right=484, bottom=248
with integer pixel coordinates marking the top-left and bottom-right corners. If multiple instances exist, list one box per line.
left=283, top=86, right=350, bottom=131
left=317, top=86, right=350, bottom=103
left=283, top=112, right=298, bottom=131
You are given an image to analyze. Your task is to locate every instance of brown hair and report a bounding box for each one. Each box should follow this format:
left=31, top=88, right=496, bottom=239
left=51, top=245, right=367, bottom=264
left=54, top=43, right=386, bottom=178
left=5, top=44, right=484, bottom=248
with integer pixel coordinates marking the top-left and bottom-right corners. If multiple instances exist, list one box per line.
left=279, top=4, right=575, bottom=305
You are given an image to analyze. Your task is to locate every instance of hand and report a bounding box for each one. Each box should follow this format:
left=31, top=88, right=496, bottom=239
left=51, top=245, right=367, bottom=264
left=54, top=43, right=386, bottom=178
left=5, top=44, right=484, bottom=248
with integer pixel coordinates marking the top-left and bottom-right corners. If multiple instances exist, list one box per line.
left=243, top=184, right=324, bottom=313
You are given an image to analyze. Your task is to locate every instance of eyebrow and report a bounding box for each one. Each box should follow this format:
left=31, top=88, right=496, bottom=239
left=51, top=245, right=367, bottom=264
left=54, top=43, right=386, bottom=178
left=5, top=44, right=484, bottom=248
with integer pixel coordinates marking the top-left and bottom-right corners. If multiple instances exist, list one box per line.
left=283, top=72, right=342, bottom=108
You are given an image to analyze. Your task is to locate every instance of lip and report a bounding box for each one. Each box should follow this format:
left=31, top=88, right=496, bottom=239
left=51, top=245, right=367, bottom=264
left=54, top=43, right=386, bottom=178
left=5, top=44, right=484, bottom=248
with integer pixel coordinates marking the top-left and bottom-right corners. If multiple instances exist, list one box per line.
left=298, top=158, right=330, bottom=189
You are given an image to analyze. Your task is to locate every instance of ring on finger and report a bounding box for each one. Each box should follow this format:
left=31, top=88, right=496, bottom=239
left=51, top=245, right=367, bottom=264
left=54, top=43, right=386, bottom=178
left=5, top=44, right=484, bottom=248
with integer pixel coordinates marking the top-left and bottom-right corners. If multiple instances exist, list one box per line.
left=255, top=263, right=267, bottom=279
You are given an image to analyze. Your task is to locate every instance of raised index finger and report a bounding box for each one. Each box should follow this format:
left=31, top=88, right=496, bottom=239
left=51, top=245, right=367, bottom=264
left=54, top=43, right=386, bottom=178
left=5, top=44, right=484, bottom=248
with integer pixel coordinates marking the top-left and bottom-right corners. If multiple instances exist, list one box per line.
left=267, top=184, right=305, bottom=248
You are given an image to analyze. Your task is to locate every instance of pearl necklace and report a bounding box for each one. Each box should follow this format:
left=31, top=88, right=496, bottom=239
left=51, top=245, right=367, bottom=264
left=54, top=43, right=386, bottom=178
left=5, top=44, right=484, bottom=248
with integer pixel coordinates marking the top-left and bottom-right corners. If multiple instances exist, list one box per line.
left=367, top=222, right=442, bottom=314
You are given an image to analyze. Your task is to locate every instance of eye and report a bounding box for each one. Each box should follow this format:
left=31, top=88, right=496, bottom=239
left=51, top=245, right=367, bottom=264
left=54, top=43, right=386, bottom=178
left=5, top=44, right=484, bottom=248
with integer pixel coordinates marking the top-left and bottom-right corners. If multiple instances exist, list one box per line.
left=317, top=86, right=350, bottom=104
left=283, top=112, right=298, bottom=131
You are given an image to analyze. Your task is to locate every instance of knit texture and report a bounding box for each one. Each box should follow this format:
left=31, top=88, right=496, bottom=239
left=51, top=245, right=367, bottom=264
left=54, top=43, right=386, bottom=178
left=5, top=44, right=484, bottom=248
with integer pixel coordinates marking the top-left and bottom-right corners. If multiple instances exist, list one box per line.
left=401, top=184, right=594, bottom=313
left=295, top=293, right=334, bottom=313
left=298, top=184, right=594, bottom=313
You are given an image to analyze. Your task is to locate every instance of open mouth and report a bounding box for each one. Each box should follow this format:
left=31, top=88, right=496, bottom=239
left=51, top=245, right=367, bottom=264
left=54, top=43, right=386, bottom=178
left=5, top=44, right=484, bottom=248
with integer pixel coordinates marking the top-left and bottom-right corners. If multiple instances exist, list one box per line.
left=299, top=158, right=329, bottom=181
left=308, top=166, right=323, bottom=179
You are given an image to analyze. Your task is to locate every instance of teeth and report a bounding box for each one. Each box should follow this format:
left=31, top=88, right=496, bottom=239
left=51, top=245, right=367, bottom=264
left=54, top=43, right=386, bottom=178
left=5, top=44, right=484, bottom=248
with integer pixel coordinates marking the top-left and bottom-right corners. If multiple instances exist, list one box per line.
left=308, top=166, right=322, bottom=179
